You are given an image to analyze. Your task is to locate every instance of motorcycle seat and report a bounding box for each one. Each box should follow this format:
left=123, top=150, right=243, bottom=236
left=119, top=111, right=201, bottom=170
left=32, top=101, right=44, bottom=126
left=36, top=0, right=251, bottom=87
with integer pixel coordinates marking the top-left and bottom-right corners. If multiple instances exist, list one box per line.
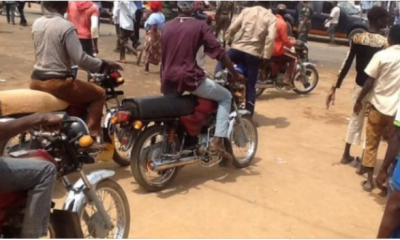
left=0, top=89, right=68, bottom=117
left=122, top=95, right=198, bottom=120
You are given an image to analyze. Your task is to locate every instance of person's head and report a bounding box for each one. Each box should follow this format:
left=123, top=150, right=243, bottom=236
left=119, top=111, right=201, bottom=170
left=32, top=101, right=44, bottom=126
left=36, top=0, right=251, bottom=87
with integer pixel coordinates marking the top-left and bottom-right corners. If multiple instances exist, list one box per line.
left=332, top=1, right=338, bottom=7
left=388, top=25, right=400, bottom=46
left=276, top=4, right=287, bottom=16
left=43, top=1, right=68, bottom=15
left=367, top=6, right=389, bottom=30
left=177, top=1, right=196, bottom=16
left=150, top=1, right=162, bottom=12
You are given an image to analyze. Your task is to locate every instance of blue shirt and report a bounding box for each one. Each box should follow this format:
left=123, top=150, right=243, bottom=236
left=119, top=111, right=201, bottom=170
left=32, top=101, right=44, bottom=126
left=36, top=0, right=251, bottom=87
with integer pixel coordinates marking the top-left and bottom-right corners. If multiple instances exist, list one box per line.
left=134, top=1, right=143, bottom=9
left=145, top=12, right=165, bottom=31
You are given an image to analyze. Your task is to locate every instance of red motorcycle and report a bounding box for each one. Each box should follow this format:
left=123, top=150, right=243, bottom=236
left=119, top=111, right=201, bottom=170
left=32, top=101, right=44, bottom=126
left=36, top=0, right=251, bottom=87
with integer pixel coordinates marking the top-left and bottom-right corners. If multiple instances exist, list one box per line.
left=255, top=41, right=319, bottom=98
left=112, top=67, right=258, bottom=192
left=0, top=113, right=130, bottom=238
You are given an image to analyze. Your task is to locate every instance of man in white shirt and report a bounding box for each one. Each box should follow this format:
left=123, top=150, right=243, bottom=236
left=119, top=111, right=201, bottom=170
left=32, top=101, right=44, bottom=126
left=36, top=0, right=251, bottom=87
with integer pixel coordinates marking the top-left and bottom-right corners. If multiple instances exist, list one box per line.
left=116, top=1, right=141, bottom=64
left=325, top=2, right=341, bottom=45
left=353, top=25, right=400, bottom=192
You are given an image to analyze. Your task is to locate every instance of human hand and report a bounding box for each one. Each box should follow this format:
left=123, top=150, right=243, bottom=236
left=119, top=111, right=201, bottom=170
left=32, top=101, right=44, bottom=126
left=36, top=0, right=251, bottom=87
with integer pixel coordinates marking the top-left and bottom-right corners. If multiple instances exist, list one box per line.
left=376, top=169, right=388, bottom=192
left=234, top=73, right=245, bottom=82
left=353, top=100, right=363, bottom=115
left=37, top=113, right=62, bottom=131
left=104, top=60, right=123, bottom=72
left=326, top=87, right=336, bottom=109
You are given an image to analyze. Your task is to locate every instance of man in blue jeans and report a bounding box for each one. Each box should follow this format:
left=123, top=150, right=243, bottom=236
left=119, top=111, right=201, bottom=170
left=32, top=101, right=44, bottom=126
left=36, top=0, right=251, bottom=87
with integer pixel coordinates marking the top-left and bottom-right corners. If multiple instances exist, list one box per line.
left=161, top=1, right=243, bottom=155
left=215, top=1, right=276, bottom=115
left=0, top=113, right=60, bottom=238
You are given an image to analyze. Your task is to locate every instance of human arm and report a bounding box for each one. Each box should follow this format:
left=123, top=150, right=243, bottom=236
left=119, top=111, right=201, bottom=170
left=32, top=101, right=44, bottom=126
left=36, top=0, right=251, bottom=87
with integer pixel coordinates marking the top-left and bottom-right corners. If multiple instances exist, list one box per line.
left=378, top=190, right=400, bottom=238
left=225, top=10, right=244, bottom=45
left=202, top=24, right=243, bottom=81
left=353, top=77, right=375, bottom=114
left=91, top=6, right=100, bottom=54
left=326, top=40, right=356, bottom=108
left=281, top=22, right=296, bottom=48
left=64, top=29, right=102, bottom=72
left=0, top=113, right=61, bottom=141
left=376, top=125, right=400, bottom=192
left=263, top=16, right=277, bottom=60
left=353, top=53, right=381, bottom=114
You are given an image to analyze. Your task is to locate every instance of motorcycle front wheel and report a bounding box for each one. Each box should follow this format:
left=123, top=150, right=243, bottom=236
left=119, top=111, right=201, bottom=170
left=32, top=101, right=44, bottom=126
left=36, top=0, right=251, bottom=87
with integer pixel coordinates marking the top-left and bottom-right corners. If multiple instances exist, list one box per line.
left=78, top=179, right=130, bottom=239
left=130, top=125, right=179, bottom=192
left=292, top=65, right=319, bottom=95
left=228, top=115, right=258, bottom=168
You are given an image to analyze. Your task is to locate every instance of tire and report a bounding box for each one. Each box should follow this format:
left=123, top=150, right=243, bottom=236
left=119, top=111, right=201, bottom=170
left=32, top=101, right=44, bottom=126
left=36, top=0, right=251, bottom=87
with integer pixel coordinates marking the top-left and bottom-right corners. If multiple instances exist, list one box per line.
left=112, top=126, right=134, bottom=167
left=292, top=65, right=319, bottom=95
left=78, top=179, right=130, bottom=239
left=348, top=28, right=366, bottom=45
left=112, top=151, right=130, bottom=167
left=229, top=115, right=258, bottom=168
left=255, top=87, right=266, bottom=98
left=130, top=125, right=179, bottom=192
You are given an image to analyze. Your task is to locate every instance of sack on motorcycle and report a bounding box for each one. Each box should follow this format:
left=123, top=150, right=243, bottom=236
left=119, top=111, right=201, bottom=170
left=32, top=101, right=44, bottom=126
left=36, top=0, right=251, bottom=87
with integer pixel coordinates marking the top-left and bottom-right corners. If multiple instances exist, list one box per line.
left=0, top=89, right=68, bottom=117
left=121, top=95, right=197, bottom=120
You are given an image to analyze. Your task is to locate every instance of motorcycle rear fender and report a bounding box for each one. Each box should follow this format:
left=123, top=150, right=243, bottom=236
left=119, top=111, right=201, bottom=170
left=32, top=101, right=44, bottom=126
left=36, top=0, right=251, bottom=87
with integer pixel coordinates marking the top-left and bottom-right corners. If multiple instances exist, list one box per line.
left=0, top=117, right=14, bottom=123
left=228, top=109, right=251, bottom=135
left=62, top=170, right=115, bottom=212
left=297, top=62, right=316, bottom=71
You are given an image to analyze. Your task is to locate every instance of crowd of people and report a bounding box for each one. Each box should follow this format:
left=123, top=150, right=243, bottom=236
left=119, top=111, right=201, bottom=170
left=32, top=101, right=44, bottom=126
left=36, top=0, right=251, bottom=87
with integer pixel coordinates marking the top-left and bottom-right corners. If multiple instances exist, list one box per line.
left=3, top=0, right=400, bottom=238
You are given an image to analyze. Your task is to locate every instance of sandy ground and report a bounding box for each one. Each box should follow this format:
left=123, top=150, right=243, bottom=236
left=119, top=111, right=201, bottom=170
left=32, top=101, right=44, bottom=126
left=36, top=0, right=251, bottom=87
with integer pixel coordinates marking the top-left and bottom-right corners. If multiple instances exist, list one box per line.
left=0, top=7, right=390, bottom=238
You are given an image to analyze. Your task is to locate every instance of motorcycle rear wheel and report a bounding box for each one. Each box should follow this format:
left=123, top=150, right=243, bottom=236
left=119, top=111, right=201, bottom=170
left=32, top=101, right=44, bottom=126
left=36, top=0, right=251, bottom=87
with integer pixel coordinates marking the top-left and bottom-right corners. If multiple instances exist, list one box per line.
left=292, top=65, right=319, bottom=95
left=130, top=125, right=179, bottom=192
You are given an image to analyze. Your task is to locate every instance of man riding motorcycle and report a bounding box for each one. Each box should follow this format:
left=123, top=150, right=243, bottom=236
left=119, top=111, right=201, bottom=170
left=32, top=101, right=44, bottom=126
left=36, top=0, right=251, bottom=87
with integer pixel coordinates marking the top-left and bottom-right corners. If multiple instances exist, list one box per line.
left=270, top=4, right=297, bottom=88
left=161, top=1, right=244, bottom=155
left=0, top=113, right=61, bottom=238
left=29, top=1, right=121, bottom=140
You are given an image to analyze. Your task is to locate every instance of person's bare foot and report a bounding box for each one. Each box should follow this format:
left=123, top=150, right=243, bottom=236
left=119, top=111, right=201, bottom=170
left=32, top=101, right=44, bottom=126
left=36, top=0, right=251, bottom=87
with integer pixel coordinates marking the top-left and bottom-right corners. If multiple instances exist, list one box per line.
left=340, top=155, right=355, bottom=164
left=117, top=59, right=127, bottom=64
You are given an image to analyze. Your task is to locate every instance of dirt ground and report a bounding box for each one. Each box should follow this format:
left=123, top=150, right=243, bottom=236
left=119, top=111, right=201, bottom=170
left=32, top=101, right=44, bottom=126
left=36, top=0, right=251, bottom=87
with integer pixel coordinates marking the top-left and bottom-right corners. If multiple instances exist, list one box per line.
left=0, top=7, right=389, bottom=238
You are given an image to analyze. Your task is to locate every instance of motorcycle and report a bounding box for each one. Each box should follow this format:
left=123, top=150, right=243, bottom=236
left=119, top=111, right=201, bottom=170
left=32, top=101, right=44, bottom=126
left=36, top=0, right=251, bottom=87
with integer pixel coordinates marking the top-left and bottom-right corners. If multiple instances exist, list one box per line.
left=0, top=69, right=132, bottom=167
left=0, top=113, right=130, bottom=238
left=255, top=41, right=319, bottom=98
left=112, top=67, right=258, bottom=192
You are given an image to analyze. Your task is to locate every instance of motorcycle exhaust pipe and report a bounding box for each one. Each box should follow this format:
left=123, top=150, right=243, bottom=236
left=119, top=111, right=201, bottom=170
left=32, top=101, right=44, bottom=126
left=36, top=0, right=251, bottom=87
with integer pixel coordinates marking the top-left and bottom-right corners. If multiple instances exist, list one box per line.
left=149, top=156, right=199, bottom=171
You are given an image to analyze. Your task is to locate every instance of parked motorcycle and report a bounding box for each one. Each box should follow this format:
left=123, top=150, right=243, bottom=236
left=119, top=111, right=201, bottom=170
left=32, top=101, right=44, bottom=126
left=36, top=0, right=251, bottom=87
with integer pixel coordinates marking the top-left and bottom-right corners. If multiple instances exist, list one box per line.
left=1, top=69, right=132, bottom=167
left=0, top=113, right=130, bottom=238
left=112, top=67, right=258, bottom=192
left=255, top=41, right=319, bottom=98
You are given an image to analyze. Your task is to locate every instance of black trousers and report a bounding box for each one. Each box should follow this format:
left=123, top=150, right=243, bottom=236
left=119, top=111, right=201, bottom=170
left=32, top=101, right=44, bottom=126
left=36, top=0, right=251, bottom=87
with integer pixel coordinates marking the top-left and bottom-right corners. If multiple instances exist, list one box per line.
left=79, top=39, right=93, bottom=80
left=17, top=1, right=27, bottom=25
left=134, top=9, right=143, bottom=45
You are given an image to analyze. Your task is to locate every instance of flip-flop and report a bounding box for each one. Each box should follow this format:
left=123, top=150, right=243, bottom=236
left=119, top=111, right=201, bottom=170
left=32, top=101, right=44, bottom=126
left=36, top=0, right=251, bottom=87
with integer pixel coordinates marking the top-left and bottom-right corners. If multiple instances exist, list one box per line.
left=361, top=180, right=374, bottom=192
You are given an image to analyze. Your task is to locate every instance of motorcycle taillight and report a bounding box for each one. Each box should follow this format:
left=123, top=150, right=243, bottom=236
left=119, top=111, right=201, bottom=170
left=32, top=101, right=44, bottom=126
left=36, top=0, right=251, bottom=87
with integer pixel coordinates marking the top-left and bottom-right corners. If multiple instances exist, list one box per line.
left=111, top=111, right=132, bottom=124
